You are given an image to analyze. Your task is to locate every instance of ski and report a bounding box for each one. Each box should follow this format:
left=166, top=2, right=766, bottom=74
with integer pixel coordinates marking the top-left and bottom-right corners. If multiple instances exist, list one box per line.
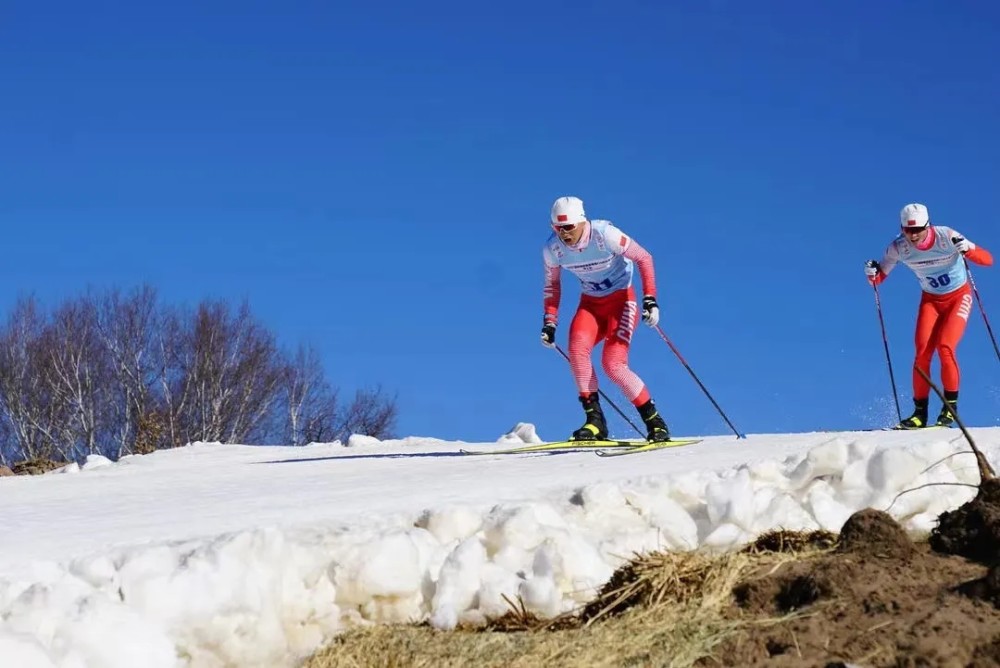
left=595, top=438, right=703, bottom=457
left=460, top=439, right=645, bottom=456
left=820, top=425, right=950, bottom=433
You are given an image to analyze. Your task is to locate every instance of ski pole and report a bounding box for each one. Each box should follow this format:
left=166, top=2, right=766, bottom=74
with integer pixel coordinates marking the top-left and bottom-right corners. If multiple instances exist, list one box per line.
left=915, top=365, right=995, bottom=479
left=964, top=259, right=1000, bottom=363
left=871, top=282, right=902, bottom=423
left=553, top=344, right=645, bottom=437
left=651, top=325, right=745, bottom=439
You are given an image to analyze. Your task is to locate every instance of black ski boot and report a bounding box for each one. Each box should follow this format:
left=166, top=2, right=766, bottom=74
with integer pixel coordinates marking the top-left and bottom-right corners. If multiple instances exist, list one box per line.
left=935, top=391, right=959, bottom=427
left=637, top=399, right=670, bottom=442
left=572, top=393, right=608, bottom=441
left=896, top=397, right=929, bottom=430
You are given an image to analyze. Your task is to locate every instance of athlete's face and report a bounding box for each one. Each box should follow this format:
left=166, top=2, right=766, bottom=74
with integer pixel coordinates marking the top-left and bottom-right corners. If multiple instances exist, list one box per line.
left=902, top=226, right=930, bottom=244
left=553, top=220, right=586, bottom=245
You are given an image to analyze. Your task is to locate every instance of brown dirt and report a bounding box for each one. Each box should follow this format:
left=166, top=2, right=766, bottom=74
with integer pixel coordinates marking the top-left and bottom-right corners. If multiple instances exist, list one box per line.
left=717, top=509, right=1000, bottom=667
left=931, top=477, right=1000, bottom=565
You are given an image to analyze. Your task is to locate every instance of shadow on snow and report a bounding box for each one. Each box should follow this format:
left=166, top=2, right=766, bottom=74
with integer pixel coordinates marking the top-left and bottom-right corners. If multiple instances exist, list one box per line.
left=257, top=450, right=571, bottom=464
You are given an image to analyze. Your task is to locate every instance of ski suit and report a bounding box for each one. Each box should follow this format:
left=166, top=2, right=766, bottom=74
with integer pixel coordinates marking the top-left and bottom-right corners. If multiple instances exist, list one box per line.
left=542, top=220, right=657, bottom=406
left=871, top=225, right=993, bottom=397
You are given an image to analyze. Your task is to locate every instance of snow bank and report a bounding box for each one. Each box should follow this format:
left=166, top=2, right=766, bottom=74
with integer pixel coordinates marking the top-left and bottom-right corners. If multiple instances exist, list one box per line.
left=0, top=428, right=987, bottom=667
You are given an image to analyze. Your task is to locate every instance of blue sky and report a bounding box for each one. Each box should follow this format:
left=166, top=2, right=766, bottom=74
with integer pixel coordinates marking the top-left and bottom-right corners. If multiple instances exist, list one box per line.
left=2, top=0, right=999, bottom=441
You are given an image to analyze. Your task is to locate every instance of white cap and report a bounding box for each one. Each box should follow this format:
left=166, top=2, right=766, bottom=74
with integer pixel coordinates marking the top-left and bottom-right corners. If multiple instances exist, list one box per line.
left=551, top=196, right=587, bottom=225
left=900, top=203, right=930, bottom=229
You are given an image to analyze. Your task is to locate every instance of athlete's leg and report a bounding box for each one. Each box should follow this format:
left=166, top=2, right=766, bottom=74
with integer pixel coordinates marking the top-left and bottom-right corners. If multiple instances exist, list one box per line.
left=568, top=298, right=611, bottom=439
left=567, top=298, right=604, bottom=396
left=599, top=288, right=647, bottom=403
left=898, top=295, right=941, bottom=428
left=600, top=288, right=670, bottom=441
left=912, top=295, right=941, bottom=401
left=936, top=286, right=974, bottom=393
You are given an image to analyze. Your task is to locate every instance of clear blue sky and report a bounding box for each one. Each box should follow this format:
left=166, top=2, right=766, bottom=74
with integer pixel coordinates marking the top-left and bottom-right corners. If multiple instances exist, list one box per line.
left=2, top=0, right=999, bottom=441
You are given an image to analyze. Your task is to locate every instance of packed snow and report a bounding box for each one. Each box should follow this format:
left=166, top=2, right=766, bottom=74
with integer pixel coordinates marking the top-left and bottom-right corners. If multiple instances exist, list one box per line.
left=0, top=423, right=996, bottom=667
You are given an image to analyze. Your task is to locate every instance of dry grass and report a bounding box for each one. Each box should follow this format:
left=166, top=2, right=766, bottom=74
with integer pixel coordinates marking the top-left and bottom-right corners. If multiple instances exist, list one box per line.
left=740, top=528, right=838, bottom=555
left=10, top=459, right=65, bottom=475
left=305, top=530, right=830, bottom=668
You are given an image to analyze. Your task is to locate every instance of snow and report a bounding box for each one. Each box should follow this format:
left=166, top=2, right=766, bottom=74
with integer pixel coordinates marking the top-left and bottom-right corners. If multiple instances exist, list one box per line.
left=0, top=424, right=995, bottom=667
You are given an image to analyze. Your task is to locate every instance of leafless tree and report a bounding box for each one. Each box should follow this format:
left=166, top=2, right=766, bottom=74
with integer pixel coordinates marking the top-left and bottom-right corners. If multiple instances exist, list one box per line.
left=174, top=300, right=285, bottom=444
left=156, top=305, right=190, bottom=450
left=332, top=385, right=398, bottom=442
left=39, top=295, right=115, bottom=458
left=0, top=289, right=400, bottom=463
left=94, top=286, right=164, bottom=458
left=0, top=297, right=59, bottom=461
left=283, top=344, right=337, bottom=445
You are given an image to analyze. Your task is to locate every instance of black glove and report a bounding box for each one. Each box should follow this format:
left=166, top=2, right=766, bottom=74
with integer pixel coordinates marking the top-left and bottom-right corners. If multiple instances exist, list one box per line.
left=641, top=295, right=659, bottom=327
left=864, top=260, right=881, bottom=279
left=952, top=236, right=974, bottom=254
left=541, top=321, right=556, bottom=348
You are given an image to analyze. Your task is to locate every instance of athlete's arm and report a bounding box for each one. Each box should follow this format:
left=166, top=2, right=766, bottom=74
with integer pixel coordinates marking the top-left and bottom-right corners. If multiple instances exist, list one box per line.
left=951, top=231, right=994, bottom=266
left=542, top=248, right=561, bottom=324
left=966, top=246, right=994, bottom=266
left=871, top=242, right=900, bottom=286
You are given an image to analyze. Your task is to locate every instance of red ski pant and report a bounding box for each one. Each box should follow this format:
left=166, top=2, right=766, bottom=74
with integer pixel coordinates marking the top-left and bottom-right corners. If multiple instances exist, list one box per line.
left=567, top=287, right=650, bottom=405
left=912, top=283, right=973, bottom=398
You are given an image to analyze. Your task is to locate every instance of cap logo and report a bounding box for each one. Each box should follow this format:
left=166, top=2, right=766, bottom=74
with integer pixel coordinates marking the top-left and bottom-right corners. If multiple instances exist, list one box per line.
left=557, top=214, right=568, bottom=222
left=907, top=220, right=917, bottom=225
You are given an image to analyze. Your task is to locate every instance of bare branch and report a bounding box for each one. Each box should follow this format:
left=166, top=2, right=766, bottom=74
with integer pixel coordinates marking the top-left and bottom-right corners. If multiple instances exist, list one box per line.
left=0, top=288, right=400, bottom=461
left=334, top=385, right=398, bottom=442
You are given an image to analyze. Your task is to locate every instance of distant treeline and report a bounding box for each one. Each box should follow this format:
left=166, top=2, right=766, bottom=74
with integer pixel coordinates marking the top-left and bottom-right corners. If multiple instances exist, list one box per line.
left=0, top=286, right=396, bottom=466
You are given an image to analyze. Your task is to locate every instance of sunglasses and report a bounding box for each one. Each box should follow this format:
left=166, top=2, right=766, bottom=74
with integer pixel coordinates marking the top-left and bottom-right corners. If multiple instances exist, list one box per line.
left=901, top=225, right=929, bottom=234
left=552, top=223, right=579, bottom=232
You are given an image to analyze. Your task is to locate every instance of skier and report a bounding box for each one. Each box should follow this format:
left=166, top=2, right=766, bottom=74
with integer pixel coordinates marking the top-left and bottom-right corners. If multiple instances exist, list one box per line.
left=540, top=195, right=670, bottom=442
left=865, top=202, right=993, bottom=429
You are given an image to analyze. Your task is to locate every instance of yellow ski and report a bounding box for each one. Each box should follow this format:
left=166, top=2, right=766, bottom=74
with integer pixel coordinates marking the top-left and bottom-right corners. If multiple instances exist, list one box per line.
left=595, top=439, right=703, bottom=457
left=460, top=439, right=644, bottom=455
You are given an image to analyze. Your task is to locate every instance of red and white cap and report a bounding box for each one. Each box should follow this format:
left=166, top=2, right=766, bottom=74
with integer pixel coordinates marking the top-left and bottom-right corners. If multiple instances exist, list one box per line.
left=551, top=196, right=587, bottom=225
left=900, top=203, right=930, bottom=229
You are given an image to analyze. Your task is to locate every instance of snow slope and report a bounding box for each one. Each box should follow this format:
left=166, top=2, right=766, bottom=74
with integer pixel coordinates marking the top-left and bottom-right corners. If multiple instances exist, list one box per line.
left=0, top=424, right=995, bottom=667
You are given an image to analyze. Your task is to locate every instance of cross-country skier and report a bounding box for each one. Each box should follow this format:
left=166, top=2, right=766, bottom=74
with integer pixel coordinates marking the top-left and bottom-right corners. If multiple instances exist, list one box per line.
left=540, top=195, right=670, bottom=442
left=865, top=202, right=993, bottom=429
